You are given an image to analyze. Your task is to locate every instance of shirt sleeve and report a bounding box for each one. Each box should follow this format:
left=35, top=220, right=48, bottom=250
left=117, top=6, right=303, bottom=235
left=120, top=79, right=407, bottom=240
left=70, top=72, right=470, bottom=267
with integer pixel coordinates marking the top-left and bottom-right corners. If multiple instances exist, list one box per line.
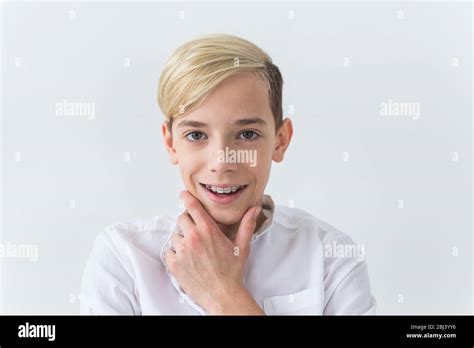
left=79, top=229, right=140, bottom=315
left=322, top=231, right=377, bottom=315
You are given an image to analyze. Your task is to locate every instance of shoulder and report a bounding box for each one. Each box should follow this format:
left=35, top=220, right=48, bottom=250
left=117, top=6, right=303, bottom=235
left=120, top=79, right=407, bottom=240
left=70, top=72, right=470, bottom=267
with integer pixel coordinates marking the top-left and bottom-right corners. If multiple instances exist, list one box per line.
left=84, top=214, right=176, bottom=281
left=103, top=214, right=174, bottom=246
left=80, top=215, right=175, bottom=314
left=273, top=205, right=376, bottom=314
left=273, top=205, right=356, bottom=245
left=98, top=215, right=173, bottom=249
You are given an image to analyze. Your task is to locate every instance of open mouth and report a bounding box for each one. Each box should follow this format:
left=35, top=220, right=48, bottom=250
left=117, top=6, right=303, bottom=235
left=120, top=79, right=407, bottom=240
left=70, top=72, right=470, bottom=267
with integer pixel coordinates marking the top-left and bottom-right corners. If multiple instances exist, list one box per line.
left=199, top=183, right=248, bottom=204
left=200, top=183, right=247, bottom=196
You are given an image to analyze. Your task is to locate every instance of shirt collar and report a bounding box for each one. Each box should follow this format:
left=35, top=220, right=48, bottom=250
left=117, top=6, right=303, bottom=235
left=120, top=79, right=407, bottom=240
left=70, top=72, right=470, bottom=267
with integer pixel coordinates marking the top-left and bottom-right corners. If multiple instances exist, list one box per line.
left=163, top=194, right=301, bottom=241
left=251, top=194, right=275, bottom=241
left=261, top=195, right=303, bottom=232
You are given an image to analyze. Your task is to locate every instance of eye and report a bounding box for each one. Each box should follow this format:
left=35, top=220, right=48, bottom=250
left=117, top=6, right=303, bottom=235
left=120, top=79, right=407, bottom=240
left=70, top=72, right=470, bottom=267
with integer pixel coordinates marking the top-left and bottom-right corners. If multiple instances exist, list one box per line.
left=239, top=130, right=259, bottom=140
left=185, top=131, right=207, bottom=142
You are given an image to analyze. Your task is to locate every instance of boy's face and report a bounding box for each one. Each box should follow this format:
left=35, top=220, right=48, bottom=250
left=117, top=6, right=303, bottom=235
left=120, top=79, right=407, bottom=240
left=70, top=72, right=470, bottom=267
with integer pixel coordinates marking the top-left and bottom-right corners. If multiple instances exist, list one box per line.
left=162, top=73, right=292, bottom=226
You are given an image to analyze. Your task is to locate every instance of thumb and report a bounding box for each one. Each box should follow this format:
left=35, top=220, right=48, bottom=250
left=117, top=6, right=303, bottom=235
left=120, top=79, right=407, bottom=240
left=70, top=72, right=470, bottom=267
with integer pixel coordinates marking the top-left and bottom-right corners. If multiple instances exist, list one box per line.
left=234, top=205, right=261, bottom=251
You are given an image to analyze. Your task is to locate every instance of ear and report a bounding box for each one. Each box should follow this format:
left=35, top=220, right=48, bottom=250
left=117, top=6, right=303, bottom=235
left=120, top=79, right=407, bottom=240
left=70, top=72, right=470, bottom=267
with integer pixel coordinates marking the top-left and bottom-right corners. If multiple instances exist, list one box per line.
left=272, top=118, right=293, bottom=163
left=162, top=121, right=178, bottom=165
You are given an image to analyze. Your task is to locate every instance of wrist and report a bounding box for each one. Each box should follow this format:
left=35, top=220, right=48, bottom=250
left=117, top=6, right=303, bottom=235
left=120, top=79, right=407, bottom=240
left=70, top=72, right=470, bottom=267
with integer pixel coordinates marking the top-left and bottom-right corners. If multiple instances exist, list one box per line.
left=208, top=283, right=265, bottom=315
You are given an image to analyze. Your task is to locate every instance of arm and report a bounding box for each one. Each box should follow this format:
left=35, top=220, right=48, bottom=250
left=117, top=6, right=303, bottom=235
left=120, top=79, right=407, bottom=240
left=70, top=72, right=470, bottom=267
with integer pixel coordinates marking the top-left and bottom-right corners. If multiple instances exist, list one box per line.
left=322, top=233, right=376, bottom=315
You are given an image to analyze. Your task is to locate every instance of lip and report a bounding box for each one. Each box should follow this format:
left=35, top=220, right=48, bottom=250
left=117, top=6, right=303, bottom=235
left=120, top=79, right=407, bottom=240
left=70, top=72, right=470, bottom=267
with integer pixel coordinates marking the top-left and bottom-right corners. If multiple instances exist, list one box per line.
left=202, top=183, right=244, bottom=188
left=199, top=183, right=248, bottom=205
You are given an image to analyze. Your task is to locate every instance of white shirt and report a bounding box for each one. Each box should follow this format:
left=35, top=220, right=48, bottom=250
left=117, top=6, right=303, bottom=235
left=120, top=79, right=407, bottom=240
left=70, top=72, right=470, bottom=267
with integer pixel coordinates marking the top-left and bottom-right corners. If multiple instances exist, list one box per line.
left=80, top=195, right=377, bottom=315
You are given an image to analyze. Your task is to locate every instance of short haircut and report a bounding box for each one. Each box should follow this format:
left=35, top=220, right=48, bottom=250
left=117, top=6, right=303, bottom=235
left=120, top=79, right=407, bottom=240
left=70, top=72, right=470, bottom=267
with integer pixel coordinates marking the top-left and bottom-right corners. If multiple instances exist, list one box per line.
left=157, top=33, right=283, bottom=132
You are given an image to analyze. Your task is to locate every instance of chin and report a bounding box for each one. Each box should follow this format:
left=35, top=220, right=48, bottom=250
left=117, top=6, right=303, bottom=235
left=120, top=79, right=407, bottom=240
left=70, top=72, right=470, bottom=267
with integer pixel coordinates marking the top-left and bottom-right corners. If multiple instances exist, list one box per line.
left=208, top=210, right=243, bottom=226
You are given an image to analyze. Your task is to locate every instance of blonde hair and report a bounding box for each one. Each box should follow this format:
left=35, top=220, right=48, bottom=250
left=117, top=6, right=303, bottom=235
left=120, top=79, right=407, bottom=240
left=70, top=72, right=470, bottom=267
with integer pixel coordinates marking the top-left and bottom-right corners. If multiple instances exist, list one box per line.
left=157, top=33, right=283, bottom=131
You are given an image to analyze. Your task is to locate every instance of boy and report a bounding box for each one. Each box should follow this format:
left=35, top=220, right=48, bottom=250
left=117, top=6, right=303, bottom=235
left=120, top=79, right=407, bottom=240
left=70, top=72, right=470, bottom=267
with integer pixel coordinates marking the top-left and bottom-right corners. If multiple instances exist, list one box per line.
left=80, top=33, right=376, bottom=315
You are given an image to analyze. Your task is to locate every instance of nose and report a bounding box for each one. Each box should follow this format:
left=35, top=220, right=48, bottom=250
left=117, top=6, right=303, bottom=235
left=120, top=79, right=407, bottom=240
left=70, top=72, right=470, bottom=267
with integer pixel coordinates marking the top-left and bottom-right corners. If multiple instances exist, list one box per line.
left=207, top=137, right=238, bottom=174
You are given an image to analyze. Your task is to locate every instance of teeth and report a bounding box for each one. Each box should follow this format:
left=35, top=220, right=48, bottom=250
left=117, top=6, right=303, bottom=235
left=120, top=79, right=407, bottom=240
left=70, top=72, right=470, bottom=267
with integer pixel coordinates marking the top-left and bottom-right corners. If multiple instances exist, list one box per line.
left=205, top=184, right=244, bottom=194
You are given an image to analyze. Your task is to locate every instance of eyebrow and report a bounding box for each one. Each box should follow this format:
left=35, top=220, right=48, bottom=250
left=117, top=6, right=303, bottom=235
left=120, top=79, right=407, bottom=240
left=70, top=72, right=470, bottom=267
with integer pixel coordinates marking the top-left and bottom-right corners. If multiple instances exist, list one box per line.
left=177, top=117, right=267, bottom=128
left=234, top=117, right=267, bottom=126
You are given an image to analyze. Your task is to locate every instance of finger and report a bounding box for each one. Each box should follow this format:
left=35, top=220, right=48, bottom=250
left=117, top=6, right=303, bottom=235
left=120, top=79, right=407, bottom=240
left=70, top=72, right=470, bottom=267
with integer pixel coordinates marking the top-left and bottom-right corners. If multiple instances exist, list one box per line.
left=164, top=248, right=176, bottom=264
left=176, top=211, right=195, bottom=234
left=170, top=232, right=184, bottom=252
left=234, top=205, right=261, bottom=251
left=180, top=191, right=214, bottom=227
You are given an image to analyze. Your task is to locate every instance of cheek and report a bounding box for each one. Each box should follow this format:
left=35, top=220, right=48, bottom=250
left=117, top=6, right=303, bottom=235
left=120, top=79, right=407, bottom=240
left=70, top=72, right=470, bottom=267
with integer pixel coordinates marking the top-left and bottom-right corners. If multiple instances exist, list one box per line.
left=250, top=167, right=270, bottom=192
left=248, top=149, right=272, bottom=189
left=177, top=157, right=201, bottom=189
left=257, top=144, right=273, bottom=165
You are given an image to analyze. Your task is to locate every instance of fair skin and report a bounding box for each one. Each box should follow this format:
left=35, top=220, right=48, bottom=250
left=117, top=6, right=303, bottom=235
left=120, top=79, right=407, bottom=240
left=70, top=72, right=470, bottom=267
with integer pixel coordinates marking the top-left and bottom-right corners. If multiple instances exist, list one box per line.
left=162, top=73, right=293, bottom=315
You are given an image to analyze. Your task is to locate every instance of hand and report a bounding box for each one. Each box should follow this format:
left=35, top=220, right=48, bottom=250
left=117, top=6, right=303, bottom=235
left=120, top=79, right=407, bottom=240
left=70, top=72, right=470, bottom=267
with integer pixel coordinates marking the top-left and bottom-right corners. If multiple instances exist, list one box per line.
left=164, top=191, right=264, bottom=314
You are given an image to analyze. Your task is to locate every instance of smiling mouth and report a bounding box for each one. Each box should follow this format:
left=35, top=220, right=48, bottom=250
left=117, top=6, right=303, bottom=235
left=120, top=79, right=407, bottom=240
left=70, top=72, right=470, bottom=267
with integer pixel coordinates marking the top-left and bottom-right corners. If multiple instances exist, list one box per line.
left=200, top=183, right=248, bottom=196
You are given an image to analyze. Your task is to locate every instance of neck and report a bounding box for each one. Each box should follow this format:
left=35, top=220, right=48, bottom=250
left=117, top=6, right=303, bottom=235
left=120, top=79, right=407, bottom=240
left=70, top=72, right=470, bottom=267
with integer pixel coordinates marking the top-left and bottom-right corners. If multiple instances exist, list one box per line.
left=219, top=209, right=267, bottom=241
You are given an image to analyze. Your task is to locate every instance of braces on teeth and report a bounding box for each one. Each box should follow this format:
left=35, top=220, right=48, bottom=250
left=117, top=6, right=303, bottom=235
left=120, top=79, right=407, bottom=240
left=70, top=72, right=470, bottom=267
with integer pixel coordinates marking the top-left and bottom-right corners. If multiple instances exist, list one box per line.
left=205, top=184, right=244, bottom=194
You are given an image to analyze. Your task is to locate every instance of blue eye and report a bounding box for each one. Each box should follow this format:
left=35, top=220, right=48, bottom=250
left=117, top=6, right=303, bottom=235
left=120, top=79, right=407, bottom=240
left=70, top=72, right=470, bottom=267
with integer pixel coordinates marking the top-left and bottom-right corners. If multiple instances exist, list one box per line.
left=239, top=130, right=259, bottom=140
left=185, top=131, right=206, bottom=142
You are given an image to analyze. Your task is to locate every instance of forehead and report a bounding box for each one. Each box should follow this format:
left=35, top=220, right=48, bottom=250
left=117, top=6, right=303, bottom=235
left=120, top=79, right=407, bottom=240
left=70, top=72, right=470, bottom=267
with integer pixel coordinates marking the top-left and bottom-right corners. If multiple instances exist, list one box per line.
left=179, top=73, right=274, bottom=126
